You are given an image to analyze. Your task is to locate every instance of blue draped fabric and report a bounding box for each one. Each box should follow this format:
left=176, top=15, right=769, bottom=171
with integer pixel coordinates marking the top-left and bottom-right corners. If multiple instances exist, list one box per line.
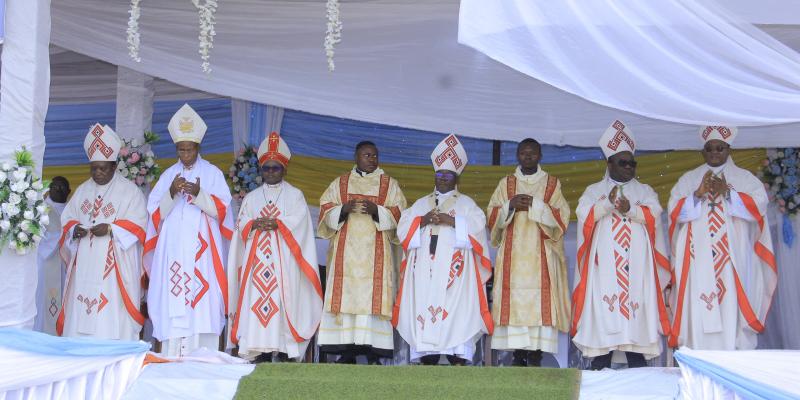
left=0, top=328, right=150, bottom=357
left=44, top=99, right=232, bottom=166
left=44, top=98, right=612, bottom=166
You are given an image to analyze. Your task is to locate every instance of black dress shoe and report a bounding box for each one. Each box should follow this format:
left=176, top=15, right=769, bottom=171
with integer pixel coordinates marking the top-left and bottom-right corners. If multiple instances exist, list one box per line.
left=527, top=350, right=543, bottom=367
left=625, top=352, right=647, bottom=368
left=590, top=353, right=612, bottom=370
left=335, top=353, right=357, bottom=364
left=446, top=355, right=467, bottom=366
left=512, top=350, right=528, bottom=367
left=253, top=352, right=273, bottom=364
left=419, top=355, right=440, bottom=365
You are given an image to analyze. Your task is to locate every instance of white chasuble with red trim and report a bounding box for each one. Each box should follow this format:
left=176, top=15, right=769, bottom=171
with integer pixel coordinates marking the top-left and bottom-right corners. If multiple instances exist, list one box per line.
left=394, top=191, right=493, bottom=356
left=144, top=157, right=234, bottom=342
left=226, top=181, right=323, bottom=359
left=573, top=177, right=670, bottom=359
left=58, top=173, right=147, bottom=340
left=667, top=158, right=777, bottom=350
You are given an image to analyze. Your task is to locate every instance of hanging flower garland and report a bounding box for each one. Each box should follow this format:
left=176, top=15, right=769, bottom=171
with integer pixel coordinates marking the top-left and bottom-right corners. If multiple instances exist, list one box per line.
left=324, top=0, right=342, bottom=72
left=127, top=0, right=143, bottom=63
left=117, top=131, right=162, bottom=191
left=0, top=149, right=50, bottom=255
left=760, top=147, right=800, bottom=245
left=227, top=146, right=262, bottom=203
left=192, top=0, right=219, bottom=74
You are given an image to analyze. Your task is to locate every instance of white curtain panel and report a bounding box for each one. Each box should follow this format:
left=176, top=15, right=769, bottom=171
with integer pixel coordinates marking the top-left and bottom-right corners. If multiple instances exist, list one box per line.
left=231, top=99, right=285, bottom=153
left=762, top=207, right=800, bottom=350
left=458, top=0, right=800, bottom=127
left=49, top=0, right=800, bottom=149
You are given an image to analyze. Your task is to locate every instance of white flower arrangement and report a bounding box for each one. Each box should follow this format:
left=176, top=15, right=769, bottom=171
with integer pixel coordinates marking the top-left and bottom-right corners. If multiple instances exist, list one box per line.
left=127, top=0, right=143, bottom=62
left=0, top=149, right=49, bottom=255
left=117, top=131, right=162, bottom=190
left=324, top=0, right=342, bottom=72
left=192, top=0, right=218, bottom=74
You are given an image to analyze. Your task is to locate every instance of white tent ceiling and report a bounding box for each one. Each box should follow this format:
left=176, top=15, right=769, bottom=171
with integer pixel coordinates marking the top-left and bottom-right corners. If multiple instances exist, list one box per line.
left=44, top=0, right=800, bottom=149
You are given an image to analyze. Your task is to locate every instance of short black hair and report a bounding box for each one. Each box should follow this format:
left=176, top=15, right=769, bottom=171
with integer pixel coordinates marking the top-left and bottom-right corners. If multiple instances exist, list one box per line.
left=355, top=141, right=377, bottom=153
left=51, top=176, right=70, bottom=187
left=517, top=138, right=541, bottom=152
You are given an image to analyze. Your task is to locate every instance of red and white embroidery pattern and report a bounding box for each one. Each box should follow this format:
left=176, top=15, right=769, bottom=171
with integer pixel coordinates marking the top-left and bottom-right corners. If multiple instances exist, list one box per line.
left=87, top=124, right=114, bottom=159
left=606, top=120, right=635, bottom=152
left=169, top=262, right=183, bottom=297
left=707, top=196, right=729, bottom=304
left=446, top=250, right=464, bottom=289
left=101, top=203, right=115, bottom=218
left=77, top=294, right=99, bottom=315
left=701, top=126, right=733, bottom=141
left=80, top=199, right=92, bottom=215
left=612, top=213, right=632, bottom=319
left=434, top=135, right=464, bottom=170
left=250, top=230, right=279, bottom=328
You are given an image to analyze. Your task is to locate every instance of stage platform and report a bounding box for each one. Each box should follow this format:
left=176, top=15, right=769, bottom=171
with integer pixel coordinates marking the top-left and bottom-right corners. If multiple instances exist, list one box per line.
left=4, top=329, right=799, bottom=400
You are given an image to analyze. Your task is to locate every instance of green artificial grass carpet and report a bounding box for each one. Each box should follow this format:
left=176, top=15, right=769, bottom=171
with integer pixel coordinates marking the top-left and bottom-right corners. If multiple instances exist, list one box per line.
left=234, top=363, right=581, bottom=400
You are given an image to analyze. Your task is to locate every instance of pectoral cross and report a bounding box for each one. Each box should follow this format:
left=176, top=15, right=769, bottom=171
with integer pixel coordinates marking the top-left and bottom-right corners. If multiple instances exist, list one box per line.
left=707, top=193, right=720, bottom=211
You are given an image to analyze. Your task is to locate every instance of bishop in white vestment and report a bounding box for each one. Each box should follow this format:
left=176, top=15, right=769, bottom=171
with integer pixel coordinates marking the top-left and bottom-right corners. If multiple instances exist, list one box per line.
left=58, top=124, right=148, bottom=340
left=572, top=121, right=671, bottom=369
left=394, top=134, right=493, bottom=365
left=668, top=126, right=777, bottom=350
left=145, top=104, right=234, bottom=356
left=227, top=132, right=323, bottom=361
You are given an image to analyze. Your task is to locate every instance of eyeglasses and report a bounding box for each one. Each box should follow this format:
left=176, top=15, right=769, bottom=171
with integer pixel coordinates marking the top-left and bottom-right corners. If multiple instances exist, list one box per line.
left=435, top=172, right=457, bottom=180
left=261, top=165, right=284, bottom=173
left=613, top=159, right=637, bottom=168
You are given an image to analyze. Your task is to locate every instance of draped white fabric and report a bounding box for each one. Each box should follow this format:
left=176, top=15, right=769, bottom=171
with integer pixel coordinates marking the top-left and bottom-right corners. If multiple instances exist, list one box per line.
left=115, top=67, right=155, bottom=142
left=0, top=329, right=149, bottom=400
left=458, top=0, right=800, bottom=127
left=231, top=99, right=284, bottom=154
left=676, top=348, right=800, bottom=400
left=762, top=208, right=800, bottom=350
left=0, top=348, right=146, bottom=400
left=0, top=0, right=50, bottom=329
left=47, top=0, right=800, bottom=149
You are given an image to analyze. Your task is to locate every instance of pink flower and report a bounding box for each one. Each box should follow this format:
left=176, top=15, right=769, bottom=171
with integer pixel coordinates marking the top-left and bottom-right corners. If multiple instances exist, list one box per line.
left=139, top=167, right=148, bottom=175
left=119, top=147, right=130, bottom=157
left=762, top=159, right=769, bottom=166
left=239, top=190, right=246, bottom=197
left=780, top=206, right=787, bottom=213
left=135, top=176, right=145, bottom=185
left=129, top=152, right=141, bottom=163
left=778, top=199, right=786, bottom=206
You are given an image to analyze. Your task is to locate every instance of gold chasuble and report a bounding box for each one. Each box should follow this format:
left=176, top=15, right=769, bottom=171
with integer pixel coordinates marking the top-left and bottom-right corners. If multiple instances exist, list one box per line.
left=487, top=168, right=571, bottom=353
left=317, top=168, right=407, bottom=349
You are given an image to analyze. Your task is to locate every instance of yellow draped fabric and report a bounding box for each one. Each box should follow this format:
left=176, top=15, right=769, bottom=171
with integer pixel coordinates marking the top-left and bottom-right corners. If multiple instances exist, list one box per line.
left=44, top=149, right=764, bottom=220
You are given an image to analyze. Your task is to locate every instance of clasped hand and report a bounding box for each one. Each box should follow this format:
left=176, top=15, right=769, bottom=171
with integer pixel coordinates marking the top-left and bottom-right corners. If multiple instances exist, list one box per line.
left=609, top=186, right=630, bottom=214
left=342, top=198, right=379, bottom=217
left=695, top=171, right=729, bottom=199
left=170, top=174, right=201, bottom=198
left=72, top=223, right=110, bottom=239
left=253, top=217, right=278, bottom=231
left=421, top=210, right=455, bottom=227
